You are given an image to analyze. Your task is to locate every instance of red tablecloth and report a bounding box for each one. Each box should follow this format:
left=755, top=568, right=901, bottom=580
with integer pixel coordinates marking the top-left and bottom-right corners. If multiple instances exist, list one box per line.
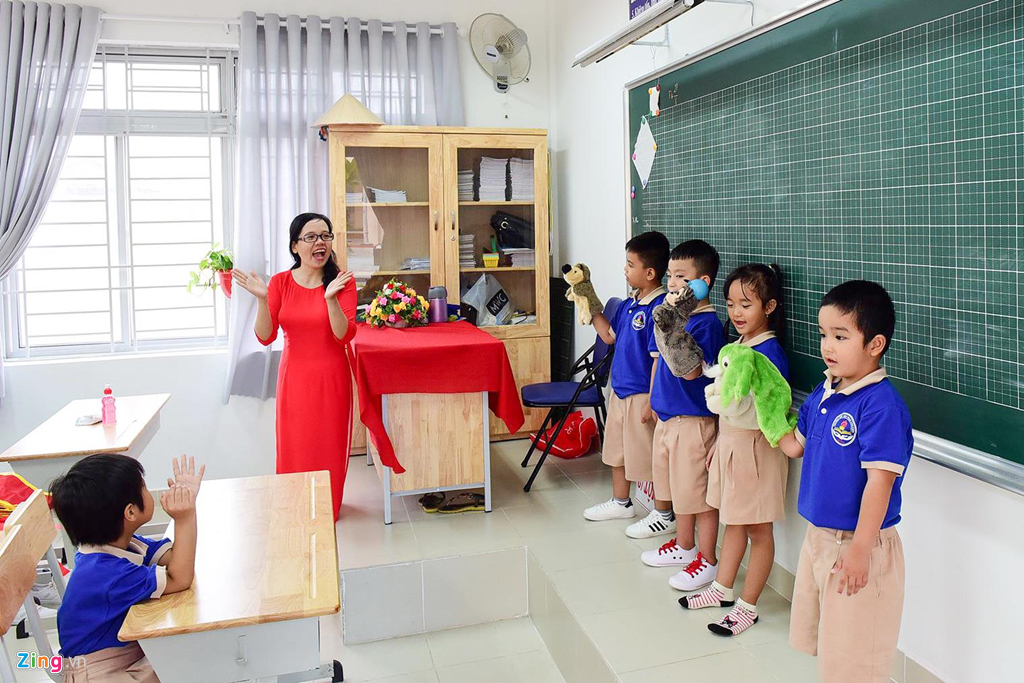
left=349, top=322, right=525, bottom=473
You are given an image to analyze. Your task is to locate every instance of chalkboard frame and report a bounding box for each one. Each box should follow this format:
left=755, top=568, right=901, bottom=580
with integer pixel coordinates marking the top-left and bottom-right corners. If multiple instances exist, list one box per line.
left=624, top=0, right=1024, bottom=485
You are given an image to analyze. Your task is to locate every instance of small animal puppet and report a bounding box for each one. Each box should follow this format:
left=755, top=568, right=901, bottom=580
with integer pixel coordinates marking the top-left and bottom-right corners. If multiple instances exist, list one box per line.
left=704, top=343, right=796, bottom=447
left=562, top=263, right=604, bottom=326
left=652, top=286, right=703, bottom=377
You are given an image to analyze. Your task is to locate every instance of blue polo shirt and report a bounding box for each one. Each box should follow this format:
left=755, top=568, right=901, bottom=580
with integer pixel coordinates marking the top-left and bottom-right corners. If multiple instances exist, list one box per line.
left=609, top=287, right=667, bottom=399
left=58, top=535, right=173, bottom=657
left=796, top=369, right=913, bottom=531
left=650, top=306, right=725, bottom=420
left=745, top=333, right=790, bottom=381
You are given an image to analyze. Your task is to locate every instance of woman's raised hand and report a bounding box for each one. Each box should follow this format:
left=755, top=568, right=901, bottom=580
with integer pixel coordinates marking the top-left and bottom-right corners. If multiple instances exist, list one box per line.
left=234, top=270, right=268, bottom=300
left=325, top=270, right=354, bottom=300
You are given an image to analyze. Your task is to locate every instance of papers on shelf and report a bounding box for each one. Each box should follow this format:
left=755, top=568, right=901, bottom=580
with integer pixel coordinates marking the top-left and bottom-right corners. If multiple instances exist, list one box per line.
left=400, top=257, right=431, bottom=271
left=346, top=192, right=366, bottom=204
left=478, top=157, right=509, bottom=202
left=501, top=247, right=535, bottom=267
left=509, top=158, right=534, bottom=201
left=348, top=242, right=379, bottom=276
left=459, top=234, right=476, bottom=268
left=368, top=187, right=407, bottom=203
left=458, top=169, right=475, bottom=201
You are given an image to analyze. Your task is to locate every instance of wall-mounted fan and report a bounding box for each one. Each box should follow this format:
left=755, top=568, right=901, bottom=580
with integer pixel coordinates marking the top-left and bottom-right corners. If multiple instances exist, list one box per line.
left=469, top=14, right=531, bottom=93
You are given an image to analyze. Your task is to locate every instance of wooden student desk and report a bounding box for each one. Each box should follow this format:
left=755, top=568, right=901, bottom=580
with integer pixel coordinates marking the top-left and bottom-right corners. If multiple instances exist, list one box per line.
left=0, top=393, right=170, bottom=566
left=119, top=472, right=341, bottom=683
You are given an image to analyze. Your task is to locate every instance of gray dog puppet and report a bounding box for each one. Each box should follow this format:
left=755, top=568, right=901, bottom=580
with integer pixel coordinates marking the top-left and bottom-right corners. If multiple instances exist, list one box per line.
left=652, top=286, right=703, bottom=377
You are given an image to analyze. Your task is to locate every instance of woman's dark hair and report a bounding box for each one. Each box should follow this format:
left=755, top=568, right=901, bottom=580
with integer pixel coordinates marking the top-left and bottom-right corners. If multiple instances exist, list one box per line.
left=289, top=212, right=340, bottom=289
left=723, top=263, right=786, bottom=342
left=50, top=454, right=147, bottom=547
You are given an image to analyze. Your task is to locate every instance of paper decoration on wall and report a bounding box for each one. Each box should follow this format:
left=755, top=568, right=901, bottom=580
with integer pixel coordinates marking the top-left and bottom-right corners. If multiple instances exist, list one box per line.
left=632, top=117, right=657, bottom=189
left=648, top=85, right=660, bottom=116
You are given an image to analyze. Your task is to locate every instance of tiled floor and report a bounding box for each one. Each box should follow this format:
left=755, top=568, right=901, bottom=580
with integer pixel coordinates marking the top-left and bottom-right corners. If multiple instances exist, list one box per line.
left=337, top=440, right=820, bottom=682
left=320, top=617, right=565, bottom=683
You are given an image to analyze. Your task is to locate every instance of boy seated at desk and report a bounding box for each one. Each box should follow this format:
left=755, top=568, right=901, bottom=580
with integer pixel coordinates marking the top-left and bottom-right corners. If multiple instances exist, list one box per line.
left=50, top=454, right=205, bottom=682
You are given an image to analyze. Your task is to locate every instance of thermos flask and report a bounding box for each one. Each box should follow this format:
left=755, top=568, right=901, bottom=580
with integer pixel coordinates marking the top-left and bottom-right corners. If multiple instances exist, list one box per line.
left=428, top=286, right=448, bottom=323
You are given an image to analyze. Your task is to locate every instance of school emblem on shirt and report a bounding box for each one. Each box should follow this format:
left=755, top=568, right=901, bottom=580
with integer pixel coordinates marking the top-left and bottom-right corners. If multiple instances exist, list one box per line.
left=631, top=310, right=647, bottom=330
left=831, top=412, right=857, bottom=447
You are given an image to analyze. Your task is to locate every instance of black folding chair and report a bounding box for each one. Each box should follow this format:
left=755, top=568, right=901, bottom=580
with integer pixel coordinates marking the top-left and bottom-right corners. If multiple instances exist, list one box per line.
left=519, top=297, right=622, bottom=492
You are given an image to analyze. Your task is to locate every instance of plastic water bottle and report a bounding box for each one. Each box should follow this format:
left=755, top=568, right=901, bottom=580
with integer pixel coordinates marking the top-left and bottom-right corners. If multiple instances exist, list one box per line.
left=101, top=385, right=117, bottom=425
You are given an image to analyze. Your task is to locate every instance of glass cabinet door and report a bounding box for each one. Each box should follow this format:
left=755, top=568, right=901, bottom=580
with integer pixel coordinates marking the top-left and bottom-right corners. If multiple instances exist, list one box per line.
left=330, top=133, right=444, bottom=315
left=443, top=134, right=548, bottom=338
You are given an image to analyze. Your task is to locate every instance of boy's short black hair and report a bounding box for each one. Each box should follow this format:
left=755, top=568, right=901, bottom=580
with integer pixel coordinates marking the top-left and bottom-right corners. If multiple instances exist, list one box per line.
left=625, top=231, right=670, bottom=281
left=50, top=454, right=147, bottom=546
left=821, top=280, right=896, bottom=355
left=670, top=239, right=721, bottom=286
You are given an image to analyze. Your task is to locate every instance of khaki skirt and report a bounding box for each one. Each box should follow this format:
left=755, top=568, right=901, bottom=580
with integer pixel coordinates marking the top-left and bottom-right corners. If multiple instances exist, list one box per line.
left=706, top=420, right=788, bottom=525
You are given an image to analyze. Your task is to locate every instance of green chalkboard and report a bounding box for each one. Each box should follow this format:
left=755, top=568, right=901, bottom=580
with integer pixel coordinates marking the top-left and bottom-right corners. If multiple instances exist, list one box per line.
left=628, top=0, right=1024, bottom=464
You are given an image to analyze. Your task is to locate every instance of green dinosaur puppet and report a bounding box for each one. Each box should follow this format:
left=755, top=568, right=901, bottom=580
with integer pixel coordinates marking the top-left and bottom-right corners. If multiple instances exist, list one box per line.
left=704, top=343, right=796, bottom=447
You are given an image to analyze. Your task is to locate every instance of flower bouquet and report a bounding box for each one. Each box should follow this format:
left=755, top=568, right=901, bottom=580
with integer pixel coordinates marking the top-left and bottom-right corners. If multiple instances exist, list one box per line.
left=367, top=279, right=430, bottom=328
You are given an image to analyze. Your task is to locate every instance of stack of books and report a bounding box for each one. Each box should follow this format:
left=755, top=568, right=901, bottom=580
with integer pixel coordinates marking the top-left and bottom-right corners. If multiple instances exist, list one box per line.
left=502, top=247, right=535, bottom=267
left=400, top=256, right=430, bottom=271
left=509, top=158, right=534, bottom=201
left=345, top=191, right=365, bottom=204
left=368, top=187, right=407, bottom=203
left=459, top=234, right=476, bottom=268
left=478, top=157, right=509, bottom=202
left=458, top=170, right=475, bottom=201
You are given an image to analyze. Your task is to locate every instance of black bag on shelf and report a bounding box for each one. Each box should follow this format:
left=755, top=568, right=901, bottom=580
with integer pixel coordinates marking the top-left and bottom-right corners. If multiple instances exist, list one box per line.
left=490, top=211, right=534, bottom=249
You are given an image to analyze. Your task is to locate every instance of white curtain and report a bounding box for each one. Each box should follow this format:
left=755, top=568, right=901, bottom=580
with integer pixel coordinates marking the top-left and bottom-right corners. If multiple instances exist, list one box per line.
left=224, top=13, right=463, bottom=400
left=0, top=1, right=101, bottom=400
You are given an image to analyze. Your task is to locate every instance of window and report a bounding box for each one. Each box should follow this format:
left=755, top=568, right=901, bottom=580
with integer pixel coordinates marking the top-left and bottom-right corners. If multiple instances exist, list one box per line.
left=2, top=47, right=236, bottom=358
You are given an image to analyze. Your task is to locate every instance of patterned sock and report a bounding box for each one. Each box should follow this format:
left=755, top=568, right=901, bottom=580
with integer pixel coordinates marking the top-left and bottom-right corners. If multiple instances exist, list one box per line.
left=613, top=497, right=632, bottom=507
left=656, top=508, right=675, bottom=521
left=678, top=580, right=734, bottom=610
left=708, top=600, right=759, bottom=636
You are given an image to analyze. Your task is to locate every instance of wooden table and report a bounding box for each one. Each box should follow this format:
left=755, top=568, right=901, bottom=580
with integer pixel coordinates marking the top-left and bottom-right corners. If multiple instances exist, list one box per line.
left=367, top=393, right=491, bottom=525
left=119, top=472, right=341, bottom=683
left=0, top=393, right=170, bottom=566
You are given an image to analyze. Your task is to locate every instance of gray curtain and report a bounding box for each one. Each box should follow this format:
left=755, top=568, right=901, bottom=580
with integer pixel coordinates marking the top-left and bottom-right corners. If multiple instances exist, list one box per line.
left=225, top=13, right=464, bottom=400
left=0, top=1, right=101, bottom=400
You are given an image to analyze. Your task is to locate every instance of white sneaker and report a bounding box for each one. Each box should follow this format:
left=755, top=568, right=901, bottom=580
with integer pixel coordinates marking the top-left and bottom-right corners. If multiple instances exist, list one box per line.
left=583, top=498, right=636, bottom=521
left=625, top=509, right=677, bottom=539
left=669, top=552, right=718, bottom=591
left=641, top=539, right=699, bottom=567
left=30, top=581, right=62, bottom=608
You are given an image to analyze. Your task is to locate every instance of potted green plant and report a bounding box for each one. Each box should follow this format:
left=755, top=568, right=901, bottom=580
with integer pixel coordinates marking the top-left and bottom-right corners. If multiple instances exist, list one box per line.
left=187, top=245, right=235, bottom=297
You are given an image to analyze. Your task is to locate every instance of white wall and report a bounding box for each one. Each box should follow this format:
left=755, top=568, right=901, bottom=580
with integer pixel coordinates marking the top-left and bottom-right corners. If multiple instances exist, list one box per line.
left=94, top=0, right=552, bottom=129
left=547, top=2, right=1022, bottom=682
left=1, top=0, right=551, bottom=485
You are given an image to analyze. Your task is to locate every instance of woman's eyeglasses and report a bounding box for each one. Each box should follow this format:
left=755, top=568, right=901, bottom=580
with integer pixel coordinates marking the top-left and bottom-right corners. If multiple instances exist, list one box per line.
left=299, top=232, right=335, bottom=243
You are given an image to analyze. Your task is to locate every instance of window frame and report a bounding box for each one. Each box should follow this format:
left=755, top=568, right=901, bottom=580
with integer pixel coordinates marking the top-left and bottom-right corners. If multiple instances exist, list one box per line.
left=3, top=47, right=238, bottom=360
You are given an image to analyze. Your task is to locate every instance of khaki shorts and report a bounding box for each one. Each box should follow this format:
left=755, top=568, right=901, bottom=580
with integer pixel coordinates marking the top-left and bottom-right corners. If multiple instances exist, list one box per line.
left=706, top=421, right=788, bottom=525
left=63, top=641, right=159, bottom=682
left=789, top=524, right=905, bottom=683
left=652, top=415, right=717, bottom=515
left=602, top=392, right=656, bottom=482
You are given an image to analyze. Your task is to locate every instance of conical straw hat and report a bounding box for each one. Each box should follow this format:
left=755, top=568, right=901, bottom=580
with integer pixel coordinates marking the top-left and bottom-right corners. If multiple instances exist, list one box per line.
left=313, top=94, right=383, bottom=128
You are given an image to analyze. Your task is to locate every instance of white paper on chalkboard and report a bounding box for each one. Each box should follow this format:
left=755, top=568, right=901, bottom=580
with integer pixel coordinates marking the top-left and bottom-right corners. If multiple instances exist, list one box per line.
left=632, top=117, right=657, bottom=188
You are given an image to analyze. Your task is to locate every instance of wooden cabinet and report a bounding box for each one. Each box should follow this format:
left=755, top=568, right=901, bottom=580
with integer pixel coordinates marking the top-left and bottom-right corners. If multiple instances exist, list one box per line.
left=328, top=125, right=550, bottom=450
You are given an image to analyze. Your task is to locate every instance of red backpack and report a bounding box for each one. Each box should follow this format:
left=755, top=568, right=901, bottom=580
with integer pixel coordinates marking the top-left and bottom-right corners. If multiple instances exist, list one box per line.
left=529, top=411, right=598, bottom=459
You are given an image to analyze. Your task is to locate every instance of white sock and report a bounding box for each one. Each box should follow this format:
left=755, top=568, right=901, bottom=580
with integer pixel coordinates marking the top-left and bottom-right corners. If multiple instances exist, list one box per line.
left=736, top=597, right=757, bottom=615
left=713, top=580, right=734, bottom=602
